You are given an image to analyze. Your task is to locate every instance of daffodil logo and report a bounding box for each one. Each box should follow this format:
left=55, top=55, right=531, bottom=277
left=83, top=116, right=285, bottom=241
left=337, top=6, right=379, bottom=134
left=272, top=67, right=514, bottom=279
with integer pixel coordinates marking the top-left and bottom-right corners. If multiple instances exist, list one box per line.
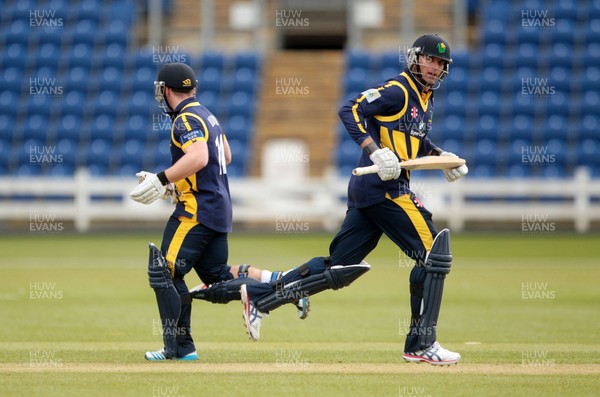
left=437, top=42, right=446, bottom=54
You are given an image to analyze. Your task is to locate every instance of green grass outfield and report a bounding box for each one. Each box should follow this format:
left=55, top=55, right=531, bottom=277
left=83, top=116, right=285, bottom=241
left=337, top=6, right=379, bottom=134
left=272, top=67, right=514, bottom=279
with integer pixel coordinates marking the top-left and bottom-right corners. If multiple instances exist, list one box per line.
left=1, top=232, right=599, bottom=396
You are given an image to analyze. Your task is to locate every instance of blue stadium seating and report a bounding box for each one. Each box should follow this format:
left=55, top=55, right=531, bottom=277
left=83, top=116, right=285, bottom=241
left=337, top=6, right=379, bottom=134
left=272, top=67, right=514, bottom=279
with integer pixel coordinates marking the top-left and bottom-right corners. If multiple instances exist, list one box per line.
left=1, top=67, right=23, bottom=98
left=225, top=115, right=250, bottom=143
left=233, top=52, right=260, bottom=71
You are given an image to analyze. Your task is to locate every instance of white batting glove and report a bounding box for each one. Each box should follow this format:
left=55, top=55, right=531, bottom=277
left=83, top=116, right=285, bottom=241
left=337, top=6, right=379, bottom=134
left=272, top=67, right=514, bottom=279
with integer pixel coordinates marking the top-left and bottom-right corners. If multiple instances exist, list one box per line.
left=130, top=171, right=167, bottom=204
left=440, top=151, right=468, bottom=182
left=369, top=147, right=401, bottom=181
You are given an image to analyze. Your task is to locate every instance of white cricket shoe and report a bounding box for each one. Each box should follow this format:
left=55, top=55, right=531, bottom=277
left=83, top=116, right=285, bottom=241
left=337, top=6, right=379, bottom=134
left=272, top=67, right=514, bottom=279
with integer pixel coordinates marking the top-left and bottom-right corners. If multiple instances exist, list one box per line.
left=295, top=295, right=310, bottom=319
left=402, top=341, right=461, bottom=366
left=241, top=284, right=266, bottom=341
left=144, top=348, right=198, bottom=361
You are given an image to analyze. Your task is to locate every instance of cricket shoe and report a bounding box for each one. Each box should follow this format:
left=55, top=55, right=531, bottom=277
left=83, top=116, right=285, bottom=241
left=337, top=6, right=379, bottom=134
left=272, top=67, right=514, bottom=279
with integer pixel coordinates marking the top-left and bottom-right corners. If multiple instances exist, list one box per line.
left=145, top=349, right=199, bottom=361
left=402, top=341, right=461, bottom=366
left=241, top=284, right=267, bottom=341
left=295, top=295, right=310, bottom=319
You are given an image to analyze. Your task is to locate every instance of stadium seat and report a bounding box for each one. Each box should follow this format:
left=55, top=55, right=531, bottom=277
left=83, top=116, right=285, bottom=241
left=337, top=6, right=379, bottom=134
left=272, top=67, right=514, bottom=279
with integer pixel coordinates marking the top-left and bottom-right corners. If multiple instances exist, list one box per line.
left=67, top=19, right=97, bottom=47
left=199, top=67, right=223, bottom=94
left=441, top=114, right=466, bottom=142
left=127, top=90, right=153, bottom=116
left=232, top=67, right=258, bottom=94
left=97, top=20, right=130, bottom=48
left=578, top=114, right=599, bottom=141
left=545, top=91, right=569, bottom=117
left=227, top=139, right=247, bottom=171
left=95, top=45, right=127, bottom=71
left=509, top=114, right=535, bottom=142
left=474, top=114, right=500, bottom=141
left=547, top=66, right=571, bottom=93
left=481, top=19, right=508, bottom=45
left=114, top=139, right=145, bottom=170
left=347, top=50, right=371, bottom=70
left=233, top=52, right=260, bottom=71
left=122, top=114, right=152, bottom=142
left=82, top=139, right=112, bottom=167
left=69, top=0, right=102, bottom=22
left=513, top=42, right=541, bottom=70
left=94, top=66, right=123, bottom=92
left=55, top=114, right=84, bottom=142
left=550, top=19, right=576, bottom=46
left=473, top=139, right=497, bottom=166
left=344, top=67, right=369, bottom=93
left=2, top=65, right=23, bottom=93
left=380, top=51, right=401, bottom=70
left=228, top=91, right=254, bottom=118
left=580, top=66, right=600, bottom=92
left=1, top=43, right=27, bottom=70
left=576, top=139, right=600, bottom=167
left=540, top=114, right=570, bottom=142
left=477, top=90, right=502, bottom=117
left=54, top=138, right=77, bottom=168
left=92, top=90, right=120, bottom=117
left=29, top=42, right=61, bottom=70
left=0, top=119, right=16, bottom=151
left=62, top=66, right=90, bottom=94
left=443, top=66, right=468, bottom=92
left=201, top=51, right=225, bottom=71
left=444, top=91, right=468, bottom=118
left=61, top=43, right=94, bottom=70
left=103, top=1, right=136, bottom=26
left=35, top=26, right=64, bottom=47
left=582, top=42, right=600, bottom=67
left=197, top=91, right=218, bottom=110
left=24, top=93, right=54, bottom=119
left=555, top=0, right=579, bottom=21
left=2, top=18, right=30, bottom=48
left=90, top=114, right=115, bottom=141
left=225, top=115, right=250, bottom=143
left=482, top=43, right=505, bottom=66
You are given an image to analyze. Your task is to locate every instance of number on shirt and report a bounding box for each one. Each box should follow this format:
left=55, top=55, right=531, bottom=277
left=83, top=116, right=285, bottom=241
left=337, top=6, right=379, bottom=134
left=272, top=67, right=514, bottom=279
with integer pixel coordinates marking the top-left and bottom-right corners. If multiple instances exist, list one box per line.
left=215, top=134, right=227, bottom=175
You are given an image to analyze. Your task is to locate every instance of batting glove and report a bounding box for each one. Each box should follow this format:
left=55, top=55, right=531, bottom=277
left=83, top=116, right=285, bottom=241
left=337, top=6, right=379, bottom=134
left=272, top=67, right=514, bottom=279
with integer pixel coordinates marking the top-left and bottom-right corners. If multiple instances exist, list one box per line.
left=130, top=171, right=167, bottom=204
left=369, top=147, right=401, bottom=181
left=440, top=151, right=468, bottom=182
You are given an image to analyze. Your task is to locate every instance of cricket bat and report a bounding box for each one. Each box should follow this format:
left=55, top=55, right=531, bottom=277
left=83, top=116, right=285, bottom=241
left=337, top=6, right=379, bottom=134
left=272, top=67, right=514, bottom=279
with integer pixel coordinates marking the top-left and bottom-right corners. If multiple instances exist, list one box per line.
left=352, top=156, right=466, bottom=176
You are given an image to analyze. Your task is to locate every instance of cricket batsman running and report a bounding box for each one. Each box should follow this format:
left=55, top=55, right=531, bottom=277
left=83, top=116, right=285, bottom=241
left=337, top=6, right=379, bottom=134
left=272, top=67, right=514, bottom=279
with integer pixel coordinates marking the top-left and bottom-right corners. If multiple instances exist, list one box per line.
left=193, top=34, right=468, bottom=366
left=129, top=63, right=308, bottom=361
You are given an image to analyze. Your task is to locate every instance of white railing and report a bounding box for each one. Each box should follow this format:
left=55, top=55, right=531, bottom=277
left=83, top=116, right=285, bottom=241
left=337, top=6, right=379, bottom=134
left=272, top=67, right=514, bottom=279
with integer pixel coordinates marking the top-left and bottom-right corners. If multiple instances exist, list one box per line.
left=0, top=168, right=599, bottom=233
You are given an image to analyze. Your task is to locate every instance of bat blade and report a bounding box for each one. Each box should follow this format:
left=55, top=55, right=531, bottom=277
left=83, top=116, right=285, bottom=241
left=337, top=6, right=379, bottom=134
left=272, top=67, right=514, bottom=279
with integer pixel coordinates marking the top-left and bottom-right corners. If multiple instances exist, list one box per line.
left=352, top=156, right=466, bottom=176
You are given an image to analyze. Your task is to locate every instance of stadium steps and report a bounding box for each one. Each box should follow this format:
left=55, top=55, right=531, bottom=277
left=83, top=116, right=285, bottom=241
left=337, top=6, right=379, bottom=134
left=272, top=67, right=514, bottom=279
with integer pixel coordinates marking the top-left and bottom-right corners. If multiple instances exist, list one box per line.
left=251, top=50, right=343, bottom=177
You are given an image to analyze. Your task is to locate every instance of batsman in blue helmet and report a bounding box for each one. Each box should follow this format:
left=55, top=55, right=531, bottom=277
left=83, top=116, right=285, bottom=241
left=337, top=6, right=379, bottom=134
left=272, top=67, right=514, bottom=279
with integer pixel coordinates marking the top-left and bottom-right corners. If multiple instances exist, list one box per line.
left=192, top=34, right=468, bottom=366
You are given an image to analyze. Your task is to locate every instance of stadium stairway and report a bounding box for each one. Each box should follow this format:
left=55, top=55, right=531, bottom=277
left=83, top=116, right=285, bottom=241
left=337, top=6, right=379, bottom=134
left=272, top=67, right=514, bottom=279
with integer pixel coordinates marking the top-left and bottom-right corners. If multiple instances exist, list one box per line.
left=251, top=51, right=343, bottom=177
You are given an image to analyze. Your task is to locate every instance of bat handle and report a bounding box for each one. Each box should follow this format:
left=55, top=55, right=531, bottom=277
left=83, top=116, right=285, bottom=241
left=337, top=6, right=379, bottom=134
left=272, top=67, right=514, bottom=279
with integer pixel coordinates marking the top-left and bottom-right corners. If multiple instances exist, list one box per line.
left=352, top=165, right=379, bottom=176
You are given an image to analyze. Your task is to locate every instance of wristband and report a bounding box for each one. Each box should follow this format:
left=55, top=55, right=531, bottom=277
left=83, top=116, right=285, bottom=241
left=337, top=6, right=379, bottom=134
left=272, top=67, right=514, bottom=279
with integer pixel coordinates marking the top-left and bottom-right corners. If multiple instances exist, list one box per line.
left=363, top=142, right=379, bottom=156
left=157, top=171, right=169, bottom=186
